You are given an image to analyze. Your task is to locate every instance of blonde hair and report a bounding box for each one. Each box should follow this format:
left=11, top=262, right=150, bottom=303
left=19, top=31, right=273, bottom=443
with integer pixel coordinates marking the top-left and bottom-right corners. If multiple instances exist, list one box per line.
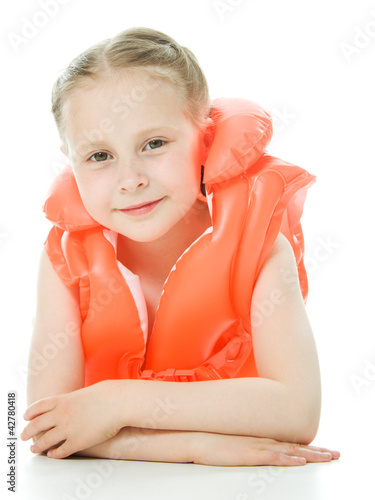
left=51, top=27, right=210, bottom=140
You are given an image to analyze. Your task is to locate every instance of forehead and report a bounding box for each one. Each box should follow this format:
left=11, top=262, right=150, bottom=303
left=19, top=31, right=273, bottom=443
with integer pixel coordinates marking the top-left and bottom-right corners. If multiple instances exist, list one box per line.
left=63, top=69, right=188, bottom=141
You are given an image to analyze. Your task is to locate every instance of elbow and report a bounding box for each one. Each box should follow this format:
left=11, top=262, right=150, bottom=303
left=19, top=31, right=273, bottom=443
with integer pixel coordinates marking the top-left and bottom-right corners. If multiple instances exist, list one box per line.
left=279, top=387, right=321, bottom=445
left=290, top=399, right=321, bottom=445
left=302, top=385, right=322, bottom=445
left=296, top=419, right=319, bottom=446
left=280, top=413, right=320, bottom=445
left=302, top=404, right=321, bottom=445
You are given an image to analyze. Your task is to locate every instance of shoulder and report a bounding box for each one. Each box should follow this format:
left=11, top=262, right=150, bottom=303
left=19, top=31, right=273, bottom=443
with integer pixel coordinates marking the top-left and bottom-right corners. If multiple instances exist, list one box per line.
left=44, top=225, right=92, bottom=287
left=37, top=247, right=80, bottom=303
left=38, top=246, right=64, bottom=285
left=252, top=232, right=302, bottom=303
left=259, top=232, right=297, bottom=276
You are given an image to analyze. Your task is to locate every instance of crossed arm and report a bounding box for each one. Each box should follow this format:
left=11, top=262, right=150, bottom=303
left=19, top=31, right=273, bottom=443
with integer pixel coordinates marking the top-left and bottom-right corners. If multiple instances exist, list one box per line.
left=21, top=234, right=333, bottom=465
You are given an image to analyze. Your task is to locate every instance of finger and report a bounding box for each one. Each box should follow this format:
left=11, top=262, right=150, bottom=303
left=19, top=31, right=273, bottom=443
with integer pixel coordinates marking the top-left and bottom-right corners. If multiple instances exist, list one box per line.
left=46, top=439, right=76, bottom=460
left=21, top=413, right=55, bottom=442
left=237, top=439, right=340, bottom=461
left=271, top=443, right=336, bottom=463
left=196, top=448, right=306, bottom=467
left=294, top=447, right=333, bottom=463
left=299, top=445, right=340, bottom=460
left=31, top=428, right=66, bottom=455
left=247, top=449, right=306, bottom=467
left=288, top=444, right=334, bottom=463
left=23, top=397, right=56, bottom=421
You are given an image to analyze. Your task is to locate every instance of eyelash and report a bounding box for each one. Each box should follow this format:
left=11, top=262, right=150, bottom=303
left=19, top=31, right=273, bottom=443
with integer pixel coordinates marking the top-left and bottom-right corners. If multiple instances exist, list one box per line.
left=87, top=139, right=166, bottom=162
left=143, top=139, right=166, bottom=151
left=88, top=152, right=113, bottom=162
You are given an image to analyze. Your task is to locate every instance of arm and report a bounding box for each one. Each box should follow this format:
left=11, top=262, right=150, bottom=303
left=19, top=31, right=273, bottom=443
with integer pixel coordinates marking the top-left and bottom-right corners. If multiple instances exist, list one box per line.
left=75, top=427, right=196, bottom=464
left=111, top=232, right=321, bottom=443
left=26, top=247, right=85, bottom=442
left=74, top=427, right=336, bottom=466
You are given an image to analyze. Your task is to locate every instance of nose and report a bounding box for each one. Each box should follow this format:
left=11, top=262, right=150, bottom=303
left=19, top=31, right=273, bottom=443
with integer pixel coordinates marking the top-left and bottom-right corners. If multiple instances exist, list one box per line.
left=117, top=159, right=149, bottom=192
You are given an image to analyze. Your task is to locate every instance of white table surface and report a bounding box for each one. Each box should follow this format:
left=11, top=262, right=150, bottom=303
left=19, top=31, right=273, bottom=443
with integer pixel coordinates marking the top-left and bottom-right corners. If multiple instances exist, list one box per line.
left=12, top=434, right=372, bottom=500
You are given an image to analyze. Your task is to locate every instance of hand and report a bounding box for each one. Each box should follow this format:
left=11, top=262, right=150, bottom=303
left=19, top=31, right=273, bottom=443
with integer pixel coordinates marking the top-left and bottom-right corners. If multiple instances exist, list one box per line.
left=20, top=381, right=124, bottom=459
left=191, top=433, right=340, bottom=466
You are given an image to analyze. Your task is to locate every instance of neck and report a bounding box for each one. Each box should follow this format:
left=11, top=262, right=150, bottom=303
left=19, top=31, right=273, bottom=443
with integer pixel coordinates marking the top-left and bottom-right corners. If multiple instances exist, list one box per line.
left=117, top=200, right=211, bottom=282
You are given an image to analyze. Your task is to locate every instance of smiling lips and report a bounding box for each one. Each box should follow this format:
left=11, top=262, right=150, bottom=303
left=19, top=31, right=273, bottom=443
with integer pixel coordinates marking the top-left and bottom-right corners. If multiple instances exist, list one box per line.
left=119, top=198, right=164, bottom=217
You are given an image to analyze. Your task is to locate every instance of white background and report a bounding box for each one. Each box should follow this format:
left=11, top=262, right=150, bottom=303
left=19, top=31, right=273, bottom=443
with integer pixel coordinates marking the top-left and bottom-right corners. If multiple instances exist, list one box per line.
left=1, top=0, right=374, bottom=497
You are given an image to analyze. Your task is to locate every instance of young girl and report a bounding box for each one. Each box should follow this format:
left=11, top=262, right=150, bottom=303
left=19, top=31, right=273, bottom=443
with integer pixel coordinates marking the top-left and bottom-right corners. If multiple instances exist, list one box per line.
left=21, top=27, right=339, bottom=466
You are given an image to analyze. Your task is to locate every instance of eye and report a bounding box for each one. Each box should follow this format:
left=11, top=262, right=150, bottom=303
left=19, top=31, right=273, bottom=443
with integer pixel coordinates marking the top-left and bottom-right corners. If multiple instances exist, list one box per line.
left=89, top=152, right=113, bottom=162
left=144, top=139, right=165, bottom=151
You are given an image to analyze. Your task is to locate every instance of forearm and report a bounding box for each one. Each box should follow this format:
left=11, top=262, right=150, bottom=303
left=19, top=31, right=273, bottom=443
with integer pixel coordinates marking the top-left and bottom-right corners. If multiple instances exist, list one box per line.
left=73, top=426, right=338, bottom=467
left=74, top=427, right=196, bottom=463
left=111, top=377, right=318, bottom=444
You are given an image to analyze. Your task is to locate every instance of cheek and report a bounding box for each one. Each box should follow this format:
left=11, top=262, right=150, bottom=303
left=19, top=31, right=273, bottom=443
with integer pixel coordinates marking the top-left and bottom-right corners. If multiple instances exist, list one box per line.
left=73, top=173, right=109, bottom=217
left=168, top=164, right=200, bottom=202
left=170, top=166, right=201, bottom=214
left=174, top=143, right=202, bottom=186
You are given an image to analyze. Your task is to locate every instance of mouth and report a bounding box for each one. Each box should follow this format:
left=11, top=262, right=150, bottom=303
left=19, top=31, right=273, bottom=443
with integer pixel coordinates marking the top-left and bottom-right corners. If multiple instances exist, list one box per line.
left=119, top=197, right=165, bottom=217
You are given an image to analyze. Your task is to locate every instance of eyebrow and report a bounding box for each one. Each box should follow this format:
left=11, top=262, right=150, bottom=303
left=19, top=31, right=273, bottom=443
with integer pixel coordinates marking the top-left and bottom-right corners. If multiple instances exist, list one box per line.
left=137, top=125, right=178, bottom=137
left=73, top=125, right=178, bottom=155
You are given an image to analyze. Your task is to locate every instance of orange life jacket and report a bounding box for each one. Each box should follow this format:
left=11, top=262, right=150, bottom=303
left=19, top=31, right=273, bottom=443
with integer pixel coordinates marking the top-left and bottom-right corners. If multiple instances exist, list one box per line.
left=43, top=98, right=316, bottom=387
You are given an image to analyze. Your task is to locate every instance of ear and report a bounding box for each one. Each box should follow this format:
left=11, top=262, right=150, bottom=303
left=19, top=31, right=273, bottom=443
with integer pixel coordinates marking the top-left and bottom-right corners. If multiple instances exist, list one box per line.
left=60, top=144, right=68, bottom=158
left=202, top=117, right=214, bottom=146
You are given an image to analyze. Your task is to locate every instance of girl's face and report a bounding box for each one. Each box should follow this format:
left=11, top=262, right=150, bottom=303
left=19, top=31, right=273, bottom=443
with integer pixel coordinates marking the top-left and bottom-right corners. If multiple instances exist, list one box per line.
left=63, top=70, right=208, bottom=243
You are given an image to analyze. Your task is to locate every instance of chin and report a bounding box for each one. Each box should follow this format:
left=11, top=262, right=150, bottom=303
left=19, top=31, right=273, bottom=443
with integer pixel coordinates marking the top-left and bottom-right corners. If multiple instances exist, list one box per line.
left=117, top=225, right=172, bottom=243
